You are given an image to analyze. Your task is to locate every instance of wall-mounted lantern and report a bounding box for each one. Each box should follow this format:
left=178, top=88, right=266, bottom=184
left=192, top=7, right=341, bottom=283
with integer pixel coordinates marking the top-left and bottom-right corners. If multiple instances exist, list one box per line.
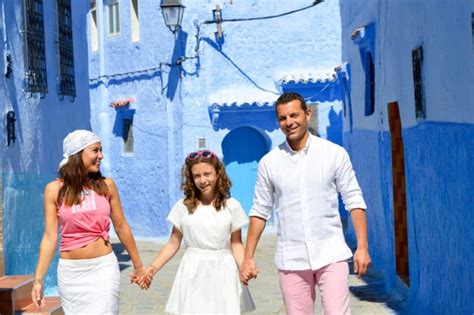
left=6, top=110, right=16, bottom=146
left=160, top=0, right=185, bottom=33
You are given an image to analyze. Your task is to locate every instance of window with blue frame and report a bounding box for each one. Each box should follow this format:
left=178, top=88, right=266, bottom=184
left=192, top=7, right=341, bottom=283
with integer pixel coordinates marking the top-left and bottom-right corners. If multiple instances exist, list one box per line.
left=352, top=23, right=376, bottom=117
left=108, top=0, right=120, bottom=36
left=23, top=0, right=48, bottom=94
left=123, top=117, right=134, bottom=153
left=131, top=0, right=139, bottom=42
left=366, top=52, right=375, bottom=116
left=90, top=0, right=99, bottom=51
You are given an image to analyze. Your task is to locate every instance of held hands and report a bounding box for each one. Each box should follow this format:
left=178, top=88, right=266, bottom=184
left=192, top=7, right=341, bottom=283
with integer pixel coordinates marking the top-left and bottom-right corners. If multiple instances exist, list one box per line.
left=130, top=265, right=157, bottom=289
left=31, top=280, right=45, bottom=308
left=130, top=265, right=150, bottom=289
left=239, top=258, right=260, bottom=285
left=353, top=247, right=371, bottom=278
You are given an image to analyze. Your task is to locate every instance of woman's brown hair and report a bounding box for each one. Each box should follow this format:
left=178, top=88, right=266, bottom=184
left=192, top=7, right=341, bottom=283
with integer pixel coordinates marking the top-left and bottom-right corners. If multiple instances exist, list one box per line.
left=57, top=151, right=109, bottom=207
left=181, top=153, right=231, bottom=213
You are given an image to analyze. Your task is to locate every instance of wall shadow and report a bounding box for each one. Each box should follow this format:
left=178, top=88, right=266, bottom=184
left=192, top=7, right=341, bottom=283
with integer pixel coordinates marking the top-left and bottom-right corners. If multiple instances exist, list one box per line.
left=112, top=242, right=132, bottom=272
left=167, top=30, right=188, bottom=101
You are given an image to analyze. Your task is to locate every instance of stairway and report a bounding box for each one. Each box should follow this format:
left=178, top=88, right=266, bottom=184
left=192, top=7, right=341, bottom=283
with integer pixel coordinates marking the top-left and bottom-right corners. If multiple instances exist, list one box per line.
left=0, top=275, right=63, bottom=315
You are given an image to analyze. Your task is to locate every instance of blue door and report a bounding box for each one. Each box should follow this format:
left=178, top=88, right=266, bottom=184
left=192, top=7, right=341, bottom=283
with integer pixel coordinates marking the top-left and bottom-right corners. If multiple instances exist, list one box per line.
left=222, top=127, right=269, bottom=214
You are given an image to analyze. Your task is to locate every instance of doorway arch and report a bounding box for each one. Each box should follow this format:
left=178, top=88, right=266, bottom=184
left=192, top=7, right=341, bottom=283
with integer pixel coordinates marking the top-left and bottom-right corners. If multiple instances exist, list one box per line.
left=222, top=126, right=271, bottom=214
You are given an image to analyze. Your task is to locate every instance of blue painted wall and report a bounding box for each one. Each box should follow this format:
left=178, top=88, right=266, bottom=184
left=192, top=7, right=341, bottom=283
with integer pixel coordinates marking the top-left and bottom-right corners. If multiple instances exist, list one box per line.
left=88, top=0, right=344, bottom=238
left=1, top=0, right=92, bottom=293
left=340, top=0, right=474, bottom=313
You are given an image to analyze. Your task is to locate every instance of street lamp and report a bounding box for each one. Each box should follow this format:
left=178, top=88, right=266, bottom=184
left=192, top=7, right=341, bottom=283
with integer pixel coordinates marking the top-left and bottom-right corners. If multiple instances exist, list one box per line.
left=160, top=0, right=185, bottom=33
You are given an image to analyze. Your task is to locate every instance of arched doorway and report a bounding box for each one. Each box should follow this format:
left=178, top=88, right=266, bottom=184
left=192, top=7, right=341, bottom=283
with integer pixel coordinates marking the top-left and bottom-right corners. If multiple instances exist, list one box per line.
left=222, top=126, right=270, bottom=214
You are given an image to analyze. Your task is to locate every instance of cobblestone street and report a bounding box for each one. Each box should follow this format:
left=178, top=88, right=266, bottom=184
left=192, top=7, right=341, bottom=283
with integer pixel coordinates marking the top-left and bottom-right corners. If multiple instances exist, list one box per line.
left=114, top=233, right=400, bottom=314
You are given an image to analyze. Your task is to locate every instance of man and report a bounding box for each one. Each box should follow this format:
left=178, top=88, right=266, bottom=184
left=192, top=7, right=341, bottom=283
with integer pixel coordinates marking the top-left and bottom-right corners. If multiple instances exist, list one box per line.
left=240, top=92, right=371, bottom=315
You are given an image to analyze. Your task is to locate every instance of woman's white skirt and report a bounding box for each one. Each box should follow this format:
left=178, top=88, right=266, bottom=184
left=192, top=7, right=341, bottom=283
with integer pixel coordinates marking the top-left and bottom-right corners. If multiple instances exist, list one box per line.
left=58, top=251, right=121, bottom=315
left=166, top=247, right=255, bottom=314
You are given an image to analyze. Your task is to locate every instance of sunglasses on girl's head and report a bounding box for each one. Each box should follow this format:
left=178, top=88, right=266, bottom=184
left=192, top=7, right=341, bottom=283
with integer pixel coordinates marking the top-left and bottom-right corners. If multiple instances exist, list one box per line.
left=186, top=150, right=216, bottom=161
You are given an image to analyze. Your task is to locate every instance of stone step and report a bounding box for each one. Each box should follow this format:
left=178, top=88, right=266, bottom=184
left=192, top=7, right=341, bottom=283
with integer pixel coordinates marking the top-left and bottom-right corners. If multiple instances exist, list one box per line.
left=0, top=275, right=34, bottom=314
left=16, top=296, right=63, bottom=315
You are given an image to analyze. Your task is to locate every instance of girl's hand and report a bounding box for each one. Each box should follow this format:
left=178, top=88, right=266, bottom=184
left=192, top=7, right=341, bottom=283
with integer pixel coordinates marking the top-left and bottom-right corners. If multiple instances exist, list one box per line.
left=130, top=265, right=149, bottom=289
left=31, top=281, right=45, bottom=307
left=136, top=265, right=158, bottom=289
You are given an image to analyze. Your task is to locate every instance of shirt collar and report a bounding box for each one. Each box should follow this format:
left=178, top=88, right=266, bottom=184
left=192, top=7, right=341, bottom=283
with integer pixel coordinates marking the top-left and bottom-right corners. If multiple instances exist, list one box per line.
left=285, top=133, right=313, bottom=154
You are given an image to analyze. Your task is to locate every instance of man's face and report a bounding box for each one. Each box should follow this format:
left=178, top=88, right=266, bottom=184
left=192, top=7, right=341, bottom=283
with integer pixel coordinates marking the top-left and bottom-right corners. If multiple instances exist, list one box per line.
left=276, top=100, right=311, bottom=144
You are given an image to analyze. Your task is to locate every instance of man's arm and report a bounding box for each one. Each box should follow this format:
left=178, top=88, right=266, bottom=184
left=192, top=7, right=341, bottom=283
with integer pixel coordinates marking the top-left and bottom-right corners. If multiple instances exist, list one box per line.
left=241, top=156, right=273, bottom=284
left=240, top=216, right=266, bottom=284
left=350, top=208, right=371, bottom=278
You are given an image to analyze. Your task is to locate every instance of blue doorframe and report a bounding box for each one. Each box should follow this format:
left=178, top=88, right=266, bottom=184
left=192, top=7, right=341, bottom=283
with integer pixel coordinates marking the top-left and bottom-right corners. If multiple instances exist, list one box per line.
left=222, top=126, right=270, bottom=214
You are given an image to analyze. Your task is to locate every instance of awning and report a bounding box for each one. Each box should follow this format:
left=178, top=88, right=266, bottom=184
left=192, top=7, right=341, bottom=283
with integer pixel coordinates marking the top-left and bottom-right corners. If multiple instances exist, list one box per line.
left=207, top=88, right=278, bottom=131
left=279, top=68, right=343, bottom=102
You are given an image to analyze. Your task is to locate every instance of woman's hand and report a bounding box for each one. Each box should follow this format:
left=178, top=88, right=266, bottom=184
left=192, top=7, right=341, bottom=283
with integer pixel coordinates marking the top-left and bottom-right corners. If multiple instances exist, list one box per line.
left=31, top=281, right=45, bottom=307
left=130, top=265, right=151, bottom=289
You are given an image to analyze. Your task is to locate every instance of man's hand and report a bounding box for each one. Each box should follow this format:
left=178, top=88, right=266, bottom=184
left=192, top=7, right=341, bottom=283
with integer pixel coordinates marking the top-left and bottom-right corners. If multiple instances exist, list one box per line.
left=240, top=258, right=259, bottom=285
left=353, top=247, right=371, bottom=278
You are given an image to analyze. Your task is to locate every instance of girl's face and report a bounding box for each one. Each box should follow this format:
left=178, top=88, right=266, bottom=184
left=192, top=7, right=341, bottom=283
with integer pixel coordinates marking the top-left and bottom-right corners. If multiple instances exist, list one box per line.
left=191, top=162, right=218, bottom=200
left=81, top=142, right=103, bottom=173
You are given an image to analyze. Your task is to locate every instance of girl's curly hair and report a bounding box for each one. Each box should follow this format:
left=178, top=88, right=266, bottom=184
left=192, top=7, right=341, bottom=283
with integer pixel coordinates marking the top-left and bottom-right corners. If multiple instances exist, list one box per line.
left=181, top=153, right=231, bottom=213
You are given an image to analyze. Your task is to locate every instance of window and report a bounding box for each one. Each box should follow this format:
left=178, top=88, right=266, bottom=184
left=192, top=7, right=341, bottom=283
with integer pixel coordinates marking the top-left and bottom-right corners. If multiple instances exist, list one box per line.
left=351, top=23, right=376, bottom=117
left=108, top=0, right=120, bottom=35
left=23, top=0, right=48, bottom=94
left=123, top=118, right=134, bottom=153
left=56, top=0, right=76, bottom=99
left=197, top=137, right=207, bottom=150
left=131, top=0, right=139, bottom=42
left=90, top=0, right=98, bottom=51
left=412, top=46, right=425, bottom=120
left=365, top=52, right=375, bottom=116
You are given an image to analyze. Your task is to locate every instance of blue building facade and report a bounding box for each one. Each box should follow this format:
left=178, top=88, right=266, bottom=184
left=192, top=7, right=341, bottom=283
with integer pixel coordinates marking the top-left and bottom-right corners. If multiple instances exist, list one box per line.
left=1, top=0, right=92, bottom=292
left=88, top=0, right=345, bottom=238
left=340, top=0, right=474, bottom=313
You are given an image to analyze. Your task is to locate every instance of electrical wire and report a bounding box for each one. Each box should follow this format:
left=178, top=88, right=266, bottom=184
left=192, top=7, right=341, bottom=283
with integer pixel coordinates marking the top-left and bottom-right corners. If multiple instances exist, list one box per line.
left=203, top=0, right=324, bottom=25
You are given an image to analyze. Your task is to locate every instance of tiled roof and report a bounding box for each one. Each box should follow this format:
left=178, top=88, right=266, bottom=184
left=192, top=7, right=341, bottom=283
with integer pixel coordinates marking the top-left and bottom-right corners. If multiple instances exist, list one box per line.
left=207, top=88, right=278, bottom=107
left=279, top=68, right=337, bottom=84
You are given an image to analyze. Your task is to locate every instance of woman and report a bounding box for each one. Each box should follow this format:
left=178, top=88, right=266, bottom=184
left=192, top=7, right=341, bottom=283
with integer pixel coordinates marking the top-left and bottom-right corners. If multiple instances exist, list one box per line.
left=137, top=150, right=255, bottom=314
left=31, top=129, right=145, bottom=314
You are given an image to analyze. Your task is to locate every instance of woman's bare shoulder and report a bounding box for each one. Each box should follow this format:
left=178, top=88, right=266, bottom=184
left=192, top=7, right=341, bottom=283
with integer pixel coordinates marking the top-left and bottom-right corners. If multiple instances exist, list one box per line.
left=44, top=179, right=61, bottom=198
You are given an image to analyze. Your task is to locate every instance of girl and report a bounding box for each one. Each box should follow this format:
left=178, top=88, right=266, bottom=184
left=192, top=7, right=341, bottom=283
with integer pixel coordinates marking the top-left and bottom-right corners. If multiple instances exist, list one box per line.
left=139, top=150, right=255, bottom=314
left=31, top=129, right=146, bottom=314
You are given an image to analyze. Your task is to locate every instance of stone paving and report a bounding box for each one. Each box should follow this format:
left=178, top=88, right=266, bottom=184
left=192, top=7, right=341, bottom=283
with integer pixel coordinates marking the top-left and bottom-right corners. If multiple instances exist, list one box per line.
left=113, top=233, right=400, bottom=314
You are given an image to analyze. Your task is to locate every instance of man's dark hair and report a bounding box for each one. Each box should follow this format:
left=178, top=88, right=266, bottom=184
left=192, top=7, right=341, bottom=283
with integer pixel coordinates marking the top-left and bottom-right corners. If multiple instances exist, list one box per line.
left=275, top=92, right=308, bottom=112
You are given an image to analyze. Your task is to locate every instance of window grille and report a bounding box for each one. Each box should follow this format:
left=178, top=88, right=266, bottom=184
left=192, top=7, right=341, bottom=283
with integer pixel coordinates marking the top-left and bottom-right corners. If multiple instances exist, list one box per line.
left=412, top=46, right=425, bottom=120
left=56, top=0, right=76, bottom=99
left=23, top=0, right=48, bottom=94
left=197, top=137, right=207, bottom=150
left=307, top=104, right=319, bottom=136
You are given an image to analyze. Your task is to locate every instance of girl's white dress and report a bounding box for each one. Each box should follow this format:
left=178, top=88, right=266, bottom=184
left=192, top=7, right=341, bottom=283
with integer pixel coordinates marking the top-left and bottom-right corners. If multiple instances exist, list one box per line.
left=165, top=197, right=255, bottom=314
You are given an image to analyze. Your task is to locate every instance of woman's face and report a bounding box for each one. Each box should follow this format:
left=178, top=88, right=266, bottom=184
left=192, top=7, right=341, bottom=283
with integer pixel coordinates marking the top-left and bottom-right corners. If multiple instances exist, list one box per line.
left=81, top=142, right=103, bottom=173
left=191, top=162, right=218, bottom=200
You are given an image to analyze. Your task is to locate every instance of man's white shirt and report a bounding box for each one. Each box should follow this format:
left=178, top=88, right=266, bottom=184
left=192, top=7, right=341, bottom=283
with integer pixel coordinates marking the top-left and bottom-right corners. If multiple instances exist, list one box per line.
left=249, top=134, right=367, bottom=271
